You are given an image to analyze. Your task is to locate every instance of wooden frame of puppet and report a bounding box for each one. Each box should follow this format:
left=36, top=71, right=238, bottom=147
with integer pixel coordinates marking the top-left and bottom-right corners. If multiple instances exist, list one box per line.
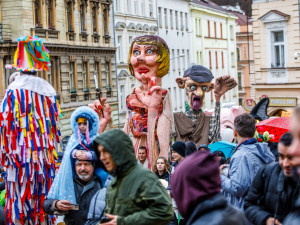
left=174, top=65, right=237, bottom=146
left=124, top=35, right=172, bottom=170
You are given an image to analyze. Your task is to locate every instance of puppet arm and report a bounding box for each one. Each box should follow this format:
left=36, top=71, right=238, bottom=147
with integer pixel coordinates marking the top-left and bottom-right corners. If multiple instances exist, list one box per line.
left=147, top=112, right=158, bottom=168
left=157, top=92, right=172, bottom=159
left=157, top=114, right=171, bottom=160
left=208, top=102, right=221, bottom=143
left=123, top=116, right=130, bottom=135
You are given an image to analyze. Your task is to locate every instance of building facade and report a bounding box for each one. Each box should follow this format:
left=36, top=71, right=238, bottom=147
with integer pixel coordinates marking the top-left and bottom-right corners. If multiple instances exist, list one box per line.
left=0, top=0, right=118, bottom=139
left=157, top=0, right=192, bottom=113
left=190, top=0, right=239, bottom=109
left=114, top=0, right=158, bottom=127
left=223, top=4, right=255, bottom=107
left=252, top=0, right=300, bottom=116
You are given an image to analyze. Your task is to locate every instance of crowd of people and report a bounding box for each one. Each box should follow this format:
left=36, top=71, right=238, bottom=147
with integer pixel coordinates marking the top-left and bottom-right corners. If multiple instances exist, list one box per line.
left=2, top=108, right=299, bottom=225
left=1, top=34, right=300, bottom=225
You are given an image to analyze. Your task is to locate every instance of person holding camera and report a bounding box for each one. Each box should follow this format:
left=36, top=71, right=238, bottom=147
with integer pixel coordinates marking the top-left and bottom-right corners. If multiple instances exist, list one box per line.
left=43, top=159, right=102, bottom=225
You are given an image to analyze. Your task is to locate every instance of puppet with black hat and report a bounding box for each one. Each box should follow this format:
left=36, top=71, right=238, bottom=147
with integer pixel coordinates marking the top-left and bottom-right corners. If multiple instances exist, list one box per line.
left=174, top=65, right=237, bottom=145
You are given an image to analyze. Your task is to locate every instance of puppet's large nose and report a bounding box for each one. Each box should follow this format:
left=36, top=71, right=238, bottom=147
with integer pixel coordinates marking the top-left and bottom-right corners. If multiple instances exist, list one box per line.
left=195, top=86, right=204, bottom=97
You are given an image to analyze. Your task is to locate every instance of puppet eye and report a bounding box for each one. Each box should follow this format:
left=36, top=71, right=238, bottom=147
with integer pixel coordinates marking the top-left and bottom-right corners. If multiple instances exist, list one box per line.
left=190, top=85, right=196, bottom=91
left=133, top=50, right=140, bottom=56
left=146, top=49, right=154, bottom=54
left=202, top=86, right=208, bottom=91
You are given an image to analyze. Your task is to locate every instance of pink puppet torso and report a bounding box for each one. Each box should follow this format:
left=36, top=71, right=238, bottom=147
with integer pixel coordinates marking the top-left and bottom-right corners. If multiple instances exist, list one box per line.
left=125, top=89, right=170, bottom=169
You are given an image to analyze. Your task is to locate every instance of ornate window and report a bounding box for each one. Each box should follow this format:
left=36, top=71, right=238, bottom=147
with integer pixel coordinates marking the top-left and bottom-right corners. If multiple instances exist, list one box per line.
left=105, top=57, right=112, bottom=96
left=102, top=2, right=110, bottom=43
left=66, top=0, right=75, bottom=32
left=34, top=0, right=43, bottom=28
left=271, top=31, right=285, bottom=67
left=80, top=0, right=87, bottom=33
left=47, top=0, right=56, bottom=29
left=92, top=2, right=99, bottom=34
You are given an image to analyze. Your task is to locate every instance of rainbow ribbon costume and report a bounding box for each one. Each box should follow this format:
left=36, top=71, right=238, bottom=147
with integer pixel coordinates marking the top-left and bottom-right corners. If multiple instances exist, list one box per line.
left=0, top=36, right=61, bottom=225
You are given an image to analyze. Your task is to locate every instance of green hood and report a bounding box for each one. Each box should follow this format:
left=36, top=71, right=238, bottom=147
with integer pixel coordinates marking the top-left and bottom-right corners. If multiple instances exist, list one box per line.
left=94, top=129, right=136, bottom=176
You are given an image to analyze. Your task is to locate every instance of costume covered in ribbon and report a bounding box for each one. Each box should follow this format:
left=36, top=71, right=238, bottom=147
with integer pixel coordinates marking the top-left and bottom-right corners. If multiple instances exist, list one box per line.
left=0, top=36, right=61, bottom=225
left=47, top=106, right=105, bottom=204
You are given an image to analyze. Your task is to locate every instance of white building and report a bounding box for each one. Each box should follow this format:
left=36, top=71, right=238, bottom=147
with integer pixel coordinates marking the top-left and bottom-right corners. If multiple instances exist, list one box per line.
left=190, top=0, right=239, bottom=109
left=158, top=0, right=192, bottom=113
left=114, top=0, right=158, bottom=126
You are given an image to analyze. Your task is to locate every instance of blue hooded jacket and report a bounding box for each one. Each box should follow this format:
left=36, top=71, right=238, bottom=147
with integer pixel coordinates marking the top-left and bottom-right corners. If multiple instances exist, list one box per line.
left=221, top=138, right=275, bottom=209
left=48, top=106, right=106, bottom=204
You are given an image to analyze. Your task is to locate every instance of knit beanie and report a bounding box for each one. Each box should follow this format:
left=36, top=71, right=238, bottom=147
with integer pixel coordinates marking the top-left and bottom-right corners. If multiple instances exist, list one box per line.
left=171, top=151, right=221, bottom=219
left=171, top=141, right=186, bottom=157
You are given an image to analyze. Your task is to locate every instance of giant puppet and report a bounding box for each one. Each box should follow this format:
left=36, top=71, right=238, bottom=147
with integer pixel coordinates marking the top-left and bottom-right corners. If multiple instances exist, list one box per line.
left=174, top=65, right=237, bottom=145
left=0, top=36, right=61, bottom=224
left=124, top=35, right=172, bottom=169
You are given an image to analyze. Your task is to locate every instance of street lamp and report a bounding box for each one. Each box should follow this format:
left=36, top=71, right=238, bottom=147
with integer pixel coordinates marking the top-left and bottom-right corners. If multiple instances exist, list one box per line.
left=170, top=54, right=185, bottom=60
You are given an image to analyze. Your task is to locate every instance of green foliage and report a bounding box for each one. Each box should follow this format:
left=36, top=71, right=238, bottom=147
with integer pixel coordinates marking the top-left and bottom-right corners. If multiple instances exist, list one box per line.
left=0, top=190, right=5, bottom=206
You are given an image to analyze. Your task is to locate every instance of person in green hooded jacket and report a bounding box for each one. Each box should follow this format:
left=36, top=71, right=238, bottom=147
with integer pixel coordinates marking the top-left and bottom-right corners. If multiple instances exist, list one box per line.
left=94, top=129, right=173, bottom=225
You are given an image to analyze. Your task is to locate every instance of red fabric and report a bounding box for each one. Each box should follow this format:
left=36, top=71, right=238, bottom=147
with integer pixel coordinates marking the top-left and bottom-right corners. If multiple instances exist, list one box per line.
left=256, top=117, right=290, bottom=142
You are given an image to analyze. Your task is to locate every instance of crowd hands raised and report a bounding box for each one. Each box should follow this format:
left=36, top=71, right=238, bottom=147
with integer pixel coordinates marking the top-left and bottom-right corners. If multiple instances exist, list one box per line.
left=1, top=35, right=300, bottom=225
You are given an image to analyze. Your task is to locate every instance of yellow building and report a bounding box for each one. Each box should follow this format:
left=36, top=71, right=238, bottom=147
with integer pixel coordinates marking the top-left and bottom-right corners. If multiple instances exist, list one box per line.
left=252, top=0, right=300, bottom=116
left=190, top=0, right=238, bottom=109
left=0, top=0, right=118, bottom=139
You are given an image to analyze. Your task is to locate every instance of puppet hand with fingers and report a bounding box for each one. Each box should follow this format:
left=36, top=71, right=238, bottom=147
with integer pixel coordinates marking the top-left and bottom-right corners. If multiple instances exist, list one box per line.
left=88, top=97, right=112, bottom=133
left=135, top=75, right=162, bottom=114
left=214, top=75, right=237, bottom=102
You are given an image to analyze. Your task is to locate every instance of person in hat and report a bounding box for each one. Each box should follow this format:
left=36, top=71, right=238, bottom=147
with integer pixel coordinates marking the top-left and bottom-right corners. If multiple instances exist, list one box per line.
left=94, top=129, right=173, bottom=225
left=167, top=141, right=186, bottom=225
left=124, top=35, right=172, bottom=170
left=171, top=151, right=248, bottom=225
left=185, top=141, right=197, bottom=156
left=0, top=36, right=62, bottom=225
left=198, top=144, right=210, bottom=152
left=174, top=65, right=237, bottom=146
left=44, top=157, right=102, bottom=225
left=48, top=106, right=109, bottom=208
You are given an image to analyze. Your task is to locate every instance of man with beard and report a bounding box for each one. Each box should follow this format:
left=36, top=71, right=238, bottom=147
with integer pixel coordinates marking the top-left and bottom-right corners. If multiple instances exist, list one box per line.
left=44, top=159, right=102, bottom=225
left=174, top=65, right=237, bottom=145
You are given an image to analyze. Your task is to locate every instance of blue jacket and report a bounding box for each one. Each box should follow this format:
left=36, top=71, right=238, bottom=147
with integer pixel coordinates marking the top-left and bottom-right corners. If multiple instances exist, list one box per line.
left=221, top=139, right=275, bottom=209
left=85, top=175, right=113, bottom=225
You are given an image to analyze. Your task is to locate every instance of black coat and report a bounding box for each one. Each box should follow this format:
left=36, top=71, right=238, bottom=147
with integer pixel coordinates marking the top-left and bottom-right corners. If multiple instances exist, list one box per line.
left=244, top=163, right=300, bottom=225
left=0, top=182, right=4, bottom=192
left=44, top=175, right=102, bottom=225
left=0, top=206, right=4, bottom=225
left=186, top=194, right=248, bottom=225
left=155, top=171, right=170, bottom=183
left=283, top=197, right=300, bottom=225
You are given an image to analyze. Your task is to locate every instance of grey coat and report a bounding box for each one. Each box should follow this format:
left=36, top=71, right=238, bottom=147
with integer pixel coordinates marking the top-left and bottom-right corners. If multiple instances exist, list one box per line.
left=221, top=140, right=275, bottom=209
left=85, top=175, right=113, bottom=225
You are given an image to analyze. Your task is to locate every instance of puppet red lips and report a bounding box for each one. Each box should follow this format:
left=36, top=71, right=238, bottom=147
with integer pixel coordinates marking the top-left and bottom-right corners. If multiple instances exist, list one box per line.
left=137, top=67, right=149, bottom=74
left=192, top=96, right=202, bottom=110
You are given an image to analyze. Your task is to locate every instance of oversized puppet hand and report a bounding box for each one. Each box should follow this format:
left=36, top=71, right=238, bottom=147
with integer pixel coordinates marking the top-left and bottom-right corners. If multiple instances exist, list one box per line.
left=88, top=97, right=112, bottom=133
left=135, top=86, right=163, bottom=114
left=214, top=75, right=237, bottom=101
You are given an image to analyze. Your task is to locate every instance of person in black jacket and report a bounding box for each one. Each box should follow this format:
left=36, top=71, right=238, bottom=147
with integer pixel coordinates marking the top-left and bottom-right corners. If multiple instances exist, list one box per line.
left=43, top=159, right=102, bottom=225
left=153, top=156, right=170, bottom=184
left=171, top=151, right=248, bottom=225
left=244, top=132, right=300, bottom=225
left=283, top=107, right=300, bottom=225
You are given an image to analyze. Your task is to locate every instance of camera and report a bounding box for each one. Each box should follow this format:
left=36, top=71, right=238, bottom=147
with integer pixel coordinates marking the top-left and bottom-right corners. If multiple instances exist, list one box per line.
left=294, top=52, right=300, bottom=60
